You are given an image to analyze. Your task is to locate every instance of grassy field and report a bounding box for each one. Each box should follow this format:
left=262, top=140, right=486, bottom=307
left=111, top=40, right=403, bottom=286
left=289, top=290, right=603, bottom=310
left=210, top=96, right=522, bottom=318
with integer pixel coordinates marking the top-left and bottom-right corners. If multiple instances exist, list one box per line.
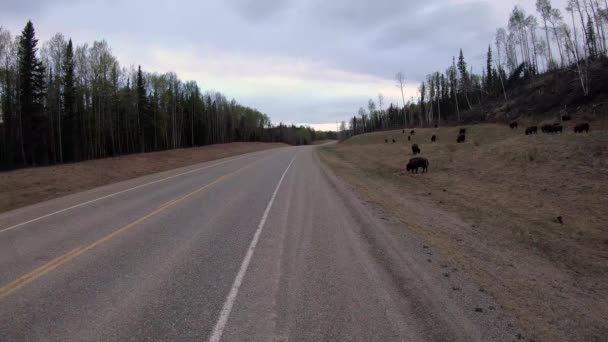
left=0, top=142, right=286, bottom=214
left=319, top=123, right=608, bottom=341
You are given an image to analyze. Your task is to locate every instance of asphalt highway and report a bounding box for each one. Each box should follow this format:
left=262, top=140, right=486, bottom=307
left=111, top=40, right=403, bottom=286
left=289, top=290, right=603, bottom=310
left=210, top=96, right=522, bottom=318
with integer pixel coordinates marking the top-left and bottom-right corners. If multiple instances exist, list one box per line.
left=0, top=145, right=515, bottom=341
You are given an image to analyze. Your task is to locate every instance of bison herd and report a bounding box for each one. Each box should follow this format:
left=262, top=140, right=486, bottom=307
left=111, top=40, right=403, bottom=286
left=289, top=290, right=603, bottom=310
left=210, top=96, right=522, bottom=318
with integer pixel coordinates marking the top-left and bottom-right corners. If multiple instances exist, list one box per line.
left=393, top=117, right=592, bottom=175
left=517, top=120, right=590, bottom=135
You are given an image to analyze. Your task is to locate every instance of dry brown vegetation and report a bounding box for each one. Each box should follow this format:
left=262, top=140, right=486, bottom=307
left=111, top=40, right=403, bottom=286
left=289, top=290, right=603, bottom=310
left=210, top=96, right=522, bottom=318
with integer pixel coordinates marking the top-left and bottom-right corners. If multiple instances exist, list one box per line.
left=320, top=123, right=608, bottom=341
left=0, top=142, right=286, bottom=213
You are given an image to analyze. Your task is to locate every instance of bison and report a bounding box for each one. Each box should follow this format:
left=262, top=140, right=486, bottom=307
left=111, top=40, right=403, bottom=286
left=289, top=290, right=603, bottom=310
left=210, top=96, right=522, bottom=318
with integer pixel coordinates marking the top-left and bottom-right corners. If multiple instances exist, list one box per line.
left=385, top=138, right=388, bottom=143
left=407, top=157, right=429, bottom=173
left=541, top=124, right=553, bottom=134
left=542, top=123, right=563, bottom=134
left=574, top=123, right=590, bottom=133
left=392, top=138, right=396, bottom=143
left=459, top=128, right=466, bottom=135
left=552, top=123, right=563, bottom=134
left=431, top=134, right=436, bottom=143
left=510, top=121, right=518, bottom=129
left=457, top=134, right=466, bottom=143
left=525, top=126, right=538, bottom=135
left=408, top=135, right=411, bottom=141
left=412, top=144, right=421, bottom=155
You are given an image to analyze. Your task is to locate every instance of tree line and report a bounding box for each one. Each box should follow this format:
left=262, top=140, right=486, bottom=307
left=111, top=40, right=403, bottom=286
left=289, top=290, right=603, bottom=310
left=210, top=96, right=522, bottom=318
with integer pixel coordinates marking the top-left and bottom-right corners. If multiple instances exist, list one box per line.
left=0, top=21, right=335, bottom=170
left=341, top=0, right=608, bottom=138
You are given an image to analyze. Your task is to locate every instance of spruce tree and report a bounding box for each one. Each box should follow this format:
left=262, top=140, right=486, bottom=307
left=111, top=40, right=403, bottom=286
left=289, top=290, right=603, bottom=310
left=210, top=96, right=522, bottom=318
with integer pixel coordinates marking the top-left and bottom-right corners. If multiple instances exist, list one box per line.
left=586, top=17, right=598, bottom=58
left=62, top=38, right=77, bottom=161
left=18, top=20, right=46, bottom=165
left=136, top=65, right=147, bottom=151
left=486, top=45, right=494, bottom=94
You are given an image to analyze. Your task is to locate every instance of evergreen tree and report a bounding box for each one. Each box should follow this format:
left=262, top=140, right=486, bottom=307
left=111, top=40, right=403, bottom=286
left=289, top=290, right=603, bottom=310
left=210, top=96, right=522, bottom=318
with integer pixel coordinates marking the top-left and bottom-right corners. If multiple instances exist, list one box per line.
left=62, top=38, right=78, bottom=161
left=18, top=20, right=47, bottom=165
left=586, top=17, right=598, bottom=58
left=486, top=45, right=494, bottom=93
left=136, top=65, right=147, bottom=151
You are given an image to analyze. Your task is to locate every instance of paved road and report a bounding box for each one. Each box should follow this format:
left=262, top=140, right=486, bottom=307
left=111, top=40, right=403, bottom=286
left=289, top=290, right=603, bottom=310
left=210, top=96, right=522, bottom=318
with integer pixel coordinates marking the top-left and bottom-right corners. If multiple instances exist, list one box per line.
left=0, top=146, right=515, bottom=341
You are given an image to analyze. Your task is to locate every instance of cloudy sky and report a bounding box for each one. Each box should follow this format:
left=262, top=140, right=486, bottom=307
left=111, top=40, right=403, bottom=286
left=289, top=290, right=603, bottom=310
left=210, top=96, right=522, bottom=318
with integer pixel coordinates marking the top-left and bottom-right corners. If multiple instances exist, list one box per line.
left=1, top=0, right=568, bottom=130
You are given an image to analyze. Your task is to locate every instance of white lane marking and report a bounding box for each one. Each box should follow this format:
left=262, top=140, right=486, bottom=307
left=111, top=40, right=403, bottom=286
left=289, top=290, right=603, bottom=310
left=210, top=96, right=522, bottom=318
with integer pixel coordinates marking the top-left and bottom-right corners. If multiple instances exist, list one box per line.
left=208, top=152, right=297, bottom=342
left=0, top=150, right=276, bottom=234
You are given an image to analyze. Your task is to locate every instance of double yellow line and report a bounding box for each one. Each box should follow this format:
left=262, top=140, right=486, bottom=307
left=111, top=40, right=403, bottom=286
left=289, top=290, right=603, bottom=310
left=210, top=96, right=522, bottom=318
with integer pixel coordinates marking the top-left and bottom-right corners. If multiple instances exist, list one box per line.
left=0, top=154, right=273, bottom=299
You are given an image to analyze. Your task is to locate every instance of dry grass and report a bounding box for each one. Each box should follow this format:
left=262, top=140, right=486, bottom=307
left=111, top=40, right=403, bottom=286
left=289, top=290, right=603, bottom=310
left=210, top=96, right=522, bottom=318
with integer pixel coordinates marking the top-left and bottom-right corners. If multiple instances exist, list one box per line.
left=320, top=123, right=608, bottom=341
left=0, top=142, right=286, bottom=213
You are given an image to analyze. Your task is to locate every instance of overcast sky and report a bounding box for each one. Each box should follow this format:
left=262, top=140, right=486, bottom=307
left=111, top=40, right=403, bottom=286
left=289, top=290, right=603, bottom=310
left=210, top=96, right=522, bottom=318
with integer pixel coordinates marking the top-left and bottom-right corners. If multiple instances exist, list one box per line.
left=1, top=0, right=568, bottom=130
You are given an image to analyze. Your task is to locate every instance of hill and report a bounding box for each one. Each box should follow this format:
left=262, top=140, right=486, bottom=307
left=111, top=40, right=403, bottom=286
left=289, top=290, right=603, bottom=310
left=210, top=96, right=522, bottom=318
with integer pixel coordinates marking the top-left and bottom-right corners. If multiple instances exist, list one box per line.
left=320, top=123, right=608, bottom=341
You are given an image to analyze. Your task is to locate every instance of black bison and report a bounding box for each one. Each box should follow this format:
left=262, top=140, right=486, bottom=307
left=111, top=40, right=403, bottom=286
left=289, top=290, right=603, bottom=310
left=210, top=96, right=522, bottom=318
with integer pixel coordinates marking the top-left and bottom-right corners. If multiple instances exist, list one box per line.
left=434, top=124, right=438, bottom=128
left=412, top=144, right=421, bottom=155
left=407, top=157, right=429, bottom=173
left=385, top=138, right=388, bottom=143
left=542, top=123, right=563, bottom=134
left=431, top=135, right=436, bottom=142
left=457, top=134, right=466, bottom=143
left=525, top=126, right=538, bottom=135
left=392, top=138, right=396, bottom=143
left=459, top=128, right=466, bottom=135
left=510, top=121, right=518, bottom=129
left=562, top=115, right=571, bottom=122
left=574, top=123, right=590, bottom=133
left=408, top=135, right=411, bottom=141
left=410, top=130, right=415, bottom=135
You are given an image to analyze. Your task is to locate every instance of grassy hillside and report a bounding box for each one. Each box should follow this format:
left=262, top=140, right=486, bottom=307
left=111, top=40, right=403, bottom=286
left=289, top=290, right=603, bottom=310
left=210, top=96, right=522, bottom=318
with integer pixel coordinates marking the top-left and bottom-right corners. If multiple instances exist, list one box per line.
left=320, top=123, right=608, bottom=341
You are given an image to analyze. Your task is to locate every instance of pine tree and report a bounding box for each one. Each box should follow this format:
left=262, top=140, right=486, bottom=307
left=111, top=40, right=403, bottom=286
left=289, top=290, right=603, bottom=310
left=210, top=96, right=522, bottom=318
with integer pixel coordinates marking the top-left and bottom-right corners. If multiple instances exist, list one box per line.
left=136, top=65, right=147, bottom=151
left=63, top=38, right=78, bottom=161
left=18, top=20, right=47, bottom=165
left=486, top=45, right=494, bottom=94
left=586, top=17, right=598, bottom=58
left=457, top=49, right=472, bottom=109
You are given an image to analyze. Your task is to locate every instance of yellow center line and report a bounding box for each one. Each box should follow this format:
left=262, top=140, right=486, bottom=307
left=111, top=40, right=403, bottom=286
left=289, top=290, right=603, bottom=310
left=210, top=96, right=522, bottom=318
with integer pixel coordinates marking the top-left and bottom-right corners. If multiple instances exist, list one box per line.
left=0, top=153, right=276, bottom=300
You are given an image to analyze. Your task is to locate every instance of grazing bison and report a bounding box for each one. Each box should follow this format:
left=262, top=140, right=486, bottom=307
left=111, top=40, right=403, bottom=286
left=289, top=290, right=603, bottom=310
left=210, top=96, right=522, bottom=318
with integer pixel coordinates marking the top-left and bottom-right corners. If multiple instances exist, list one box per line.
left=552, top=123, right=563, bottom=134
left=525, top=126, right=538, bottom=135
left=407, top=157, right=429, bottom=173
left=574, top=123, right=590, bottom=133
left=457, top=134, right=466, bottom=143
left=459, top=128, right=466, bottom=135
left=410, top=130, right=415, bottom=135
left=542, top=123, right=563, bottom=134
left=431, top=134, right=436, bottom=142
left=562, top=115, right=571, bottom=122
left=510, top=121, right=518, bottom=129
left=412, top=144, right=421, bottom=155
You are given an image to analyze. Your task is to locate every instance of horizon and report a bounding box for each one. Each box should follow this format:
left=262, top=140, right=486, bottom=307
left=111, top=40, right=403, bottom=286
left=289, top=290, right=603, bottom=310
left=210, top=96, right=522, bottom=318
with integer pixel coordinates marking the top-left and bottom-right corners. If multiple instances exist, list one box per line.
left=2, top=0, right=568, bottom=130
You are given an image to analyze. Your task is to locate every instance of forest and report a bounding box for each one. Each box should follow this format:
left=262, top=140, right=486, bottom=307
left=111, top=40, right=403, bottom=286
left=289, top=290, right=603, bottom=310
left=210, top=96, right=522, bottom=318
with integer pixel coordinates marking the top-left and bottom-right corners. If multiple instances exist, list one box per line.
left=0, top=21, right=335, bottom=170
left=341, top=0, right=608, bottom=138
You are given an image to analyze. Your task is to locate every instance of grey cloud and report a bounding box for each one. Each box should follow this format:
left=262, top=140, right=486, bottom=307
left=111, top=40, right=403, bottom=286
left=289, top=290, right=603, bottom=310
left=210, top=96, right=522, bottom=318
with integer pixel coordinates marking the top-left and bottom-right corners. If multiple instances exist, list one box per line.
left=3, top=0, right=520, bottom=124
left=227, top=0, right=293, bottom=20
